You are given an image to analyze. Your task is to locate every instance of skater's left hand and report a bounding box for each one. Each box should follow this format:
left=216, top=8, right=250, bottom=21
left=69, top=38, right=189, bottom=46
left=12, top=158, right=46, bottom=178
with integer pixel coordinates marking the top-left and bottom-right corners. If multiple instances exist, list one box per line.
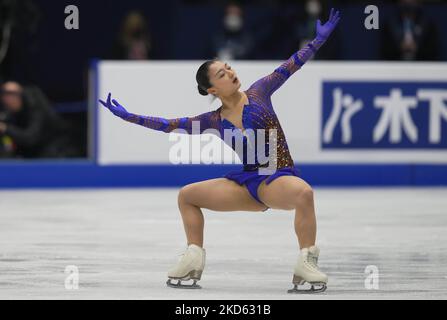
left=316, top=8, right=341, bottom=41
left=99, top=93, right=130, bottom=119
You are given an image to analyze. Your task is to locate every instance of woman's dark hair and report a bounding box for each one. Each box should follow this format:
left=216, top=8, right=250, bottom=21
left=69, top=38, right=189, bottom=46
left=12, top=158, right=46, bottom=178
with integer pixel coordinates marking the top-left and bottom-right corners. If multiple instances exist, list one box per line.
left=196, top=59, right=216, bottom=96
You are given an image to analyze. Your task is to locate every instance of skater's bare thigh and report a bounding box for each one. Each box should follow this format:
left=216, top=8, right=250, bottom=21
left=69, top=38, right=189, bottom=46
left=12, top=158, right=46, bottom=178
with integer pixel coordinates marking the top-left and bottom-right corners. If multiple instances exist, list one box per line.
left=179, top=178, right=268, bottom=212
left=257, top=176, right=313, bottom=210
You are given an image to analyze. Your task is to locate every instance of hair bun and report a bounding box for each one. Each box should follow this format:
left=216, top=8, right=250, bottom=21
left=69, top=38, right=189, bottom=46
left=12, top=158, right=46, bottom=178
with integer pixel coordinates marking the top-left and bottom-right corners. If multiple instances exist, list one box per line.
left=197, top=85, right=208, bottom=96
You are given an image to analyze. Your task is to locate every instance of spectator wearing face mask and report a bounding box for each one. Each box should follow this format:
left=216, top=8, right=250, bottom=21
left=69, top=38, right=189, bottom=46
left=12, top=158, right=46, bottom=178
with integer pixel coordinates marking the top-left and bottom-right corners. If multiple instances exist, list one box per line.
left=111, top=10, right=152, bottom=60
left=381, top=0, right=439, bottom=61
left=212, top=2, right=255, bottom=61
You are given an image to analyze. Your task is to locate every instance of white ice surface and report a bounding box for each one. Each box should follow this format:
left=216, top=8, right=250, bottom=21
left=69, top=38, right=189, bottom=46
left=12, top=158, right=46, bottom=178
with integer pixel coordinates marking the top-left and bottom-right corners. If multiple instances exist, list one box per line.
left=0, top=188, right=446, bottom=300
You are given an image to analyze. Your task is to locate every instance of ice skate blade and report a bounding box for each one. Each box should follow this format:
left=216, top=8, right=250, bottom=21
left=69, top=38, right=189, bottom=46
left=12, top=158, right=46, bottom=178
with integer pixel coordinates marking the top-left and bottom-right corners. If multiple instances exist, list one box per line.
left=166, top=279, right=202, bottom=289
left=287, top=282, right=327, bottom=294
left=168, top=269, right=202, bottom=281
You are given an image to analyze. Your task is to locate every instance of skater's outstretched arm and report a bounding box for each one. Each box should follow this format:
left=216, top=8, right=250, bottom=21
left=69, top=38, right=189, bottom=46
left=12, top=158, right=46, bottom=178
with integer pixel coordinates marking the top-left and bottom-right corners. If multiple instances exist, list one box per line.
left=250, top=8, right=340, bottom=96
left=99, top=93, right=217, bottom=134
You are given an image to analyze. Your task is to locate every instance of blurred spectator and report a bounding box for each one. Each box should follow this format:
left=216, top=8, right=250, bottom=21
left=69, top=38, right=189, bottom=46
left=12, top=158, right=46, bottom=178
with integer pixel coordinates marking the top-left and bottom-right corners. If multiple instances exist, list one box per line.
left=0, top=81, right=77, bottom=158
left=260, top=0, right=340, bottom=60
left=111, top=10, right=152, bottom=60
left=381, top=0, right=439, bottom=61
left=212, top=2, right=254, bottom=60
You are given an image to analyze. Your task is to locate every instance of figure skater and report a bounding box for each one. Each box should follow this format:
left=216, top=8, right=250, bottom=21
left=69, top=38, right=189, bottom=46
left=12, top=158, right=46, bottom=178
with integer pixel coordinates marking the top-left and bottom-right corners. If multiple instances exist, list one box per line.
left=100, top=9, right=340, bottom=293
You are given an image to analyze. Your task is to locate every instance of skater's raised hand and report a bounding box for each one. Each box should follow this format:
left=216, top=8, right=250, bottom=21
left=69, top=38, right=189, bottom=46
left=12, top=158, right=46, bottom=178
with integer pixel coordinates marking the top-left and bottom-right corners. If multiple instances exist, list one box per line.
left=316, top=8, right=340, bottom=41
left=99, top=93, right=130, bottom=119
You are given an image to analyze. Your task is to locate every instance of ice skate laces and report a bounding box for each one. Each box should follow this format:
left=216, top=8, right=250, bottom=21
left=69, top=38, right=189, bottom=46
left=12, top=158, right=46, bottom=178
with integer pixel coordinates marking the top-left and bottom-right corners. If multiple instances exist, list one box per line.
left=309, top=254, right=319, bottom=269
left=304, top=253, right=319, bottom=271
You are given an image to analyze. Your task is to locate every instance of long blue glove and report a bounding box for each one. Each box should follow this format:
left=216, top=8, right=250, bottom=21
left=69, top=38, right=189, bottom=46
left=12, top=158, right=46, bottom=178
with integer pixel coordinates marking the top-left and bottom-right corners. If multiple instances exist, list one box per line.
left=316, top=8, right=341, bottom=41
left=256, top=8, right=341, bottom=96
left=295, top=8, right=341, bottom=63
left=99, top=93, right=130, bottom=119
left=99, top=93, right=219, bottom=134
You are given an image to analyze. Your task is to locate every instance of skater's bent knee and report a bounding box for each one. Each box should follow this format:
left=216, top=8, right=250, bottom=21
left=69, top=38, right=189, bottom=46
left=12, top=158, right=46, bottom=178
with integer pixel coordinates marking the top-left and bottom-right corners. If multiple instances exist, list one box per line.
left=178, top=187, right=189, bottom=205
left=178, top=184, right=197, bottom=206
left=300, top=186, right=314, bottom=200
left=294, top=185, right=314, bottom=207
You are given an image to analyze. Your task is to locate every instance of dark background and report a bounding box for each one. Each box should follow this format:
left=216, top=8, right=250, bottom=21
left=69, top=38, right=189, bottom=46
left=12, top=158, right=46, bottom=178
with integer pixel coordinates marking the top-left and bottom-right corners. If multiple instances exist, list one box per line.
left=4, top=0, right=447, bottom=102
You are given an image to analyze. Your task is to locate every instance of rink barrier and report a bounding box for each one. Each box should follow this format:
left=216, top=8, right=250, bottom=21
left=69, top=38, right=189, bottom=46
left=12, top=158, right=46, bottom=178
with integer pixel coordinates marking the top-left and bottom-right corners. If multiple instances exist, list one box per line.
left=0, top=161, right=446, bottom=188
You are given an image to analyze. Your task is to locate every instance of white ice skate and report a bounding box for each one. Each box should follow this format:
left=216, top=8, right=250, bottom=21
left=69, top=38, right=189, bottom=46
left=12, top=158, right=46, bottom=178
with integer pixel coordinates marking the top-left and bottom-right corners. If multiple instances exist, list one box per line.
left=166, top=244, right=206, bottom=289
left=288, top=245, right=328, bottom=294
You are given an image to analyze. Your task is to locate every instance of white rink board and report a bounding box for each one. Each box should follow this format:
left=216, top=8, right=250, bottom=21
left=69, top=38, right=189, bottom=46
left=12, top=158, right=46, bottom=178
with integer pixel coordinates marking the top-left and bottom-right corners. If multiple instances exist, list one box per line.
left=96, top=61, right=447, bottom=165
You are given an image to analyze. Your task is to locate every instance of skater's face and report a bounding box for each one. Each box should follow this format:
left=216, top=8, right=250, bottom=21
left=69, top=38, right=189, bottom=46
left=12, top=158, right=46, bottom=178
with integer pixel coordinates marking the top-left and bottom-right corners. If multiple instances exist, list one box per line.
left=1, top=82, right=23, bottom=113
left=206, top=61, right=241, bottom=97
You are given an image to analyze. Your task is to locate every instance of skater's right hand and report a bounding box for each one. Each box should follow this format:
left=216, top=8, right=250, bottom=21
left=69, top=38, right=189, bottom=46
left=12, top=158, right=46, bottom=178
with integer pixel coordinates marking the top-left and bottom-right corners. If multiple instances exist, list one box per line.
left=99, top=93, right=130, bottom=119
